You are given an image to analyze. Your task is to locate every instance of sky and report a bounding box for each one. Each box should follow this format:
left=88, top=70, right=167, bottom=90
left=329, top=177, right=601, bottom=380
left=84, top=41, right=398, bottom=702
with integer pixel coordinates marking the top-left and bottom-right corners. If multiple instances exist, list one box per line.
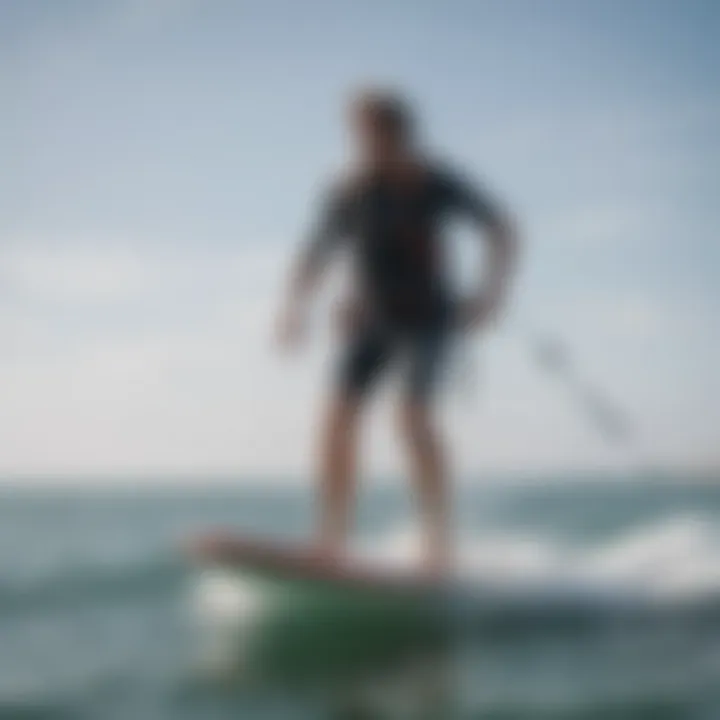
left=1, top=0, right=719, bottom=480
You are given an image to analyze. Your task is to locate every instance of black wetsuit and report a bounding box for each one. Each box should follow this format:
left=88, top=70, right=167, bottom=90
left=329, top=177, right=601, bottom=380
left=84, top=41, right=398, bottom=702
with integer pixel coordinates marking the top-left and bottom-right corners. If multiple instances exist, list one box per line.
left=307, top=162, right=500, bottom=401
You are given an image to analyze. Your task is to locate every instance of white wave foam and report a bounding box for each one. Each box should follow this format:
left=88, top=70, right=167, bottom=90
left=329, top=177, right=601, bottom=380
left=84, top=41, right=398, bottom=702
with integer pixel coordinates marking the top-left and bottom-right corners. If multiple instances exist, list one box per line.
left=355, top=513, right=720, bottom=605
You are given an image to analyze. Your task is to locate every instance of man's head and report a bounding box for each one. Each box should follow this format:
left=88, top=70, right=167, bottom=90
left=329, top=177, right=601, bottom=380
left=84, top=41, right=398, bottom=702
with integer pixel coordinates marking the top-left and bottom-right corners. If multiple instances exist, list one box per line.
left=349, top=89, right=416, bottom=165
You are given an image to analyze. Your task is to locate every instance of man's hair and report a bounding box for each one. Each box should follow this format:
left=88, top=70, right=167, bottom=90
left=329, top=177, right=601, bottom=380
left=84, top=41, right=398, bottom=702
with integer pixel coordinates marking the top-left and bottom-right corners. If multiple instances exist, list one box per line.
left=352, top=88, right=415, bottom=141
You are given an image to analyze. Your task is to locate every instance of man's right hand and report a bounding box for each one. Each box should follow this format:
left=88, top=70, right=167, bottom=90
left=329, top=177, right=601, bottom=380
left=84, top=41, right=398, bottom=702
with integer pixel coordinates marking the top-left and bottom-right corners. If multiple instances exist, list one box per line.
left=457, top=292, right=500, bottom=333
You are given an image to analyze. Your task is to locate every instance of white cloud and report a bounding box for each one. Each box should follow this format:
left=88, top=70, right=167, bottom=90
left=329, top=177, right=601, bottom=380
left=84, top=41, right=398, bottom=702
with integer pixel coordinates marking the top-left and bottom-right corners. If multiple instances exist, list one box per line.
left=3, top=244, right=152, bottom=303
left=0, top=235, right=295, bottom=320
left=558, top=290, right=669, bottom=341
left=536, top=205, right=651, bottom=251
left=0, top=238, right=324, bottom=476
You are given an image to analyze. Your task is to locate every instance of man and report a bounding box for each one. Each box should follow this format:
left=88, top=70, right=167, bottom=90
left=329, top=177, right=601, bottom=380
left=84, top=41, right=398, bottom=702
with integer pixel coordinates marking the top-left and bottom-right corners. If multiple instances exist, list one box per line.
left=277, top=89, right=518, bottom=575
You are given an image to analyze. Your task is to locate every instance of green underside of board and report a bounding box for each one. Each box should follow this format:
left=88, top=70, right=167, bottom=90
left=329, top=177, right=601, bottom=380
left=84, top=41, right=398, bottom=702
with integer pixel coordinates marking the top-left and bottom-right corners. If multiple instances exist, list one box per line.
left=221, top=565, right=451, bottom=683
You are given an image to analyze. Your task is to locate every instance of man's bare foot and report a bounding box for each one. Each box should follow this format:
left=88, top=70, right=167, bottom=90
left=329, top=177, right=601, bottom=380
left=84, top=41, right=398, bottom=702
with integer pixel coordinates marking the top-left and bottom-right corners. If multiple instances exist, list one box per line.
left=311, top=537, right=344, bottom=567
left=422, top=550, right=451, bottom=582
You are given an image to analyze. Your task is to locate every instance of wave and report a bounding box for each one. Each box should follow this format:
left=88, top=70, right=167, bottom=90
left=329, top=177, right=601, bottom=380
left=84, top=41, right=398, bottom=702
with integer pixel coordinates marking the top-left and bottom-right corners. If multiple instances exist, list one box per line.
left=0, top=555, right=183, bottom=618
left=355, top=513, right=720, bottom=621
left=0, top=680, right=713, bottom=720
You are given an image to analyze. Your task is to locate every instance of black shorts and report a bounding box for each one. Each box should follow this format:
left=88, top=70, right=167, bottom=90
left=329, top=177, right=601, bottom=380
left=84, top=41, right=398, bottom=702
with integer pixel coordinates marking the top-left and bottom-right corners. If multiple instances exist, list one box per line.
left=336, top=315, right=455, bottom=403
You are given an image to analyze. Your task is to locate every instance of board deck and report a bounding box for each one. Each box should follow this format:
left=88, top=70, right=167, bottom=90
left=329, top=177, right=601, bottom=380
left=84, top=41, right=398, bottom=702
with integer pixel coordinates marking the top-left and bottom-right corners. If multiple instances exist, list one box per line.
left=188, top=531, right=442, bottom=596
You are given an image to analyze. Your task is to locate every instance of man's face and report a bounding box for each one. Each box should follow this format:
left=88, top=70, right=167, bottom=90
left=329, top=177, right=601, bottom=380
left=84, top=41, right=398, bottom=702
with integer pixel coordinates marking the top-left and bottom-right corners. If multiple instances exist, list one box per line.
left=351, top=105, right=400, bottom=164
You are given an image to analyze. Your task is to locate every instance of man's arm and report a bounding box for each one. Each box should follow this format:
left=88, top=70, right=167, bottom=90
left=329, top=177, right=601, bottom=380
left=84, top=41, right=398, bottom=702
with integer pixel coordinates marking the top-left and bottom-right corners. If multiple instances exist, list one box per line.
left=444, top=170, right=519, bottom=328
left=277, top=185, right=349, bottom=347
left=474, top=202, right=518, bottom=325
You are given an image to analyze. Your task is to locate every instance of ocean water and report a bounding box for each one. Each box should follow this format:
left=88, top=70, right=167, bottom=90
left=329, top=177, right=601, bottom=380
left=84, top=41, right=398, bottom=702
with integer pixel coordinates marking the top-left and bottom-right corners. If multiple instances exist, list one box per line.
left=1, top=477, right=719, bottom=719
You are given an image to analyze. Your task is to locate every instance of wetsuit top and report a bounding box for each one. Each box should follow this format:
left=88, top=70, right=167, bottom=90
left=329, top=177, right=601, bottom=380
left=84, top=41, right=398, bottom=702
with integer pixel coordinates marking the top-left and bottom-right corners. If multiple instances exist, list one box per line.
left=306, top=162, right=501, bottom=328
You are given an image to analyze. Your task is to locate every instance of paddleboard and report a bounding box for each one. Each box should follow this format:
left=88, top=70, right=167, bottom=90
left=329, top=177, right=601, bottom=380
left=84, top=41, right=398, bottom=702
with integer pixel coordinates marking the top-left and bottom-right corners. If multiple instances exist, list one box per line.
left=188, top=532, right=452, bottom=682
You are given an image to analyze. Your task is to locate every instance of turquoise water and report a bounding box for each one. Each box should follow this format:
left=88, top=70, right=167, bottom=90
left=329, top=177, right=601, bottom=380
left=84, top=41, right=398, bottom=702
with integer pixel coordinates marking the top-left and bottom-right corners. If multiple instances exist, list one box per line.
left=1, top=478, right=719, bottom=719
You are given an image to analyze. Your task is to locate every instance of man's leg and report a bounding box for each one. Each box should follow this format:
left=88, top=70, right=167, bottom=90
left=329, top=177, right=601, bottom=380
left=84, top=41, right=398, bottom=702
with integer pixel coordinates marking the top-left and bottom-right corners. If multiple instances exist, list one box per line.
left=317, top=392, right=362, bottom=558
left=399, top=399, right=450, bottom=574
left=317, top=325, right=390, bottom=559
left=400, top=326, right=452, bottom=574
